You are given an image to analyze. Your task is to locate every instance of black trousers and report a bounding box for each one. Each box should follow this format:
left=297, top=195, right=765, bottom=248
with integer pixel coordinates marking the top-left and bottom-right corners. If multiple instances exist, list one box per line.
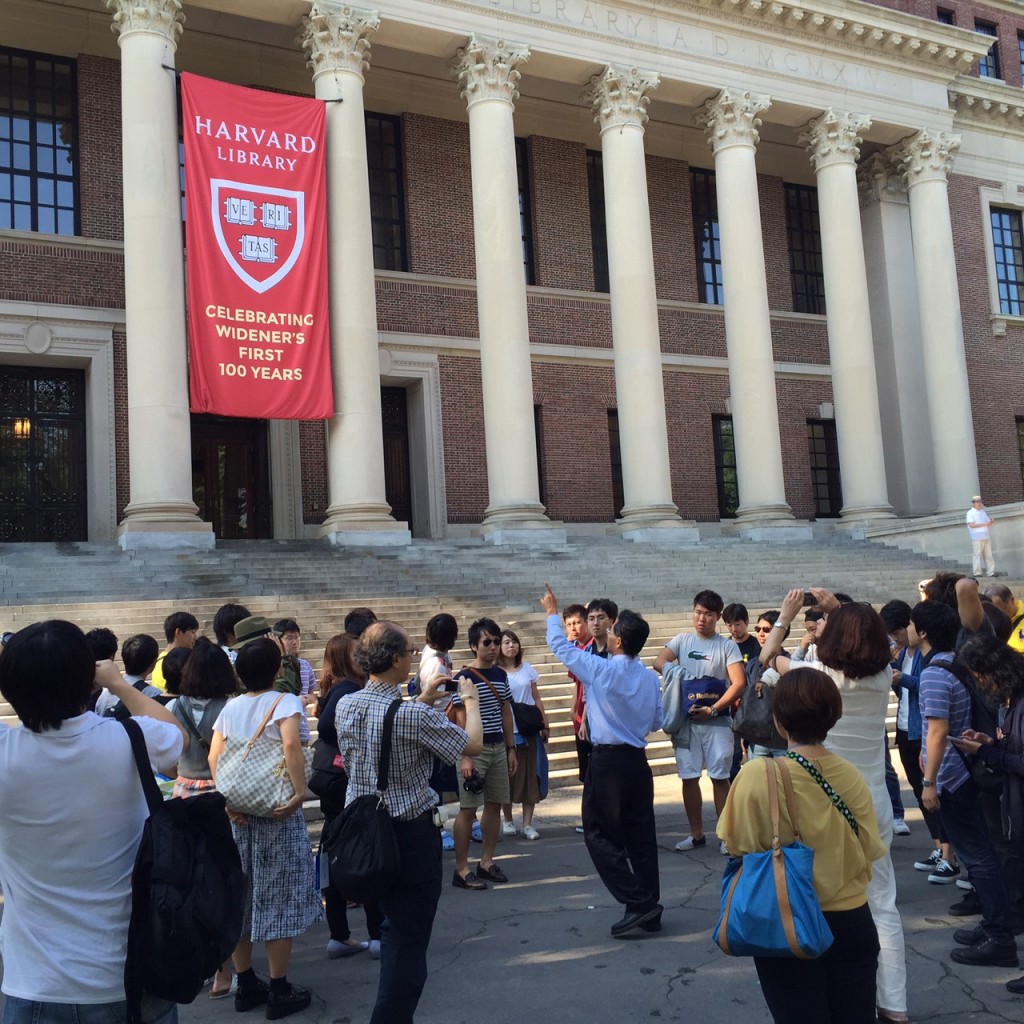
left=895, top=729, right=944, bottom=842
left=582, top=744, right=659, bottom=913
left=754, top=903, right=879, bottom=1024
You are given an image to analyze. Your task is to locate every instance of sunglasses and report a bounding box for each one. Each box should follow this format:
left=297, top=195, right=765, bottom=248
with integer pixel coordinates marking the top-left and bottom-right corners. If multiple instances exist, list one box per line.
left=477, top=637, right=500, bottom=647
left=753, top=625, right=773, bottom=633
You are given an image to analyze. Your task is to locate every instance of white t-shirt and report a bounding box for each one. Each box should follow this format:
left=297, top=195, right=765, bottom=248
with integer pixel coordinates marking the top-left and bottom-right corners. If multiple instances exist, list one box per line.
left=0, top=713, right=182, bottom=1003
left=506, top=662, right=539, bottom=704
left=966, top=506, right=992, bottom=540
left=214, top=690, right=304, bottom=741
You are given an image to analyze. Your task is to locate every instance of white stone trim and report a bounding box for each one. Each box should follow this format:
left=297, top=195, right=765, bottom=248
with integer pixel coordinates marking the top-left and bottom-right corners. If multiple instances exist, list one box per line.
left=378, top=347, right=447, bottom=539
left=0, top=307, right=118, bottom=542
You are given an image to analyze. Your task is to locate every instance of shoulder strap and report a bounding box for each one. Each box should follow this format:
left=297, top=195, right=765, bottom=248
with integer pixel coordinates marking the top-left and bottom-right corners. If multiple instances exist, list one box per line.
left=120, top=718, right=163, bottom=816
left=775, top=758, right=803, bottom=841
left=785, top=751, right=859, bottom=835
left=375, top=698, right=404, bottom=793
left=177, top=700, right=209, bottom=751
left=463, top=665, right=505, bottom=704
left=246, top=693, right=288, bottom=750
left=764, top=755, right=782, bottom=849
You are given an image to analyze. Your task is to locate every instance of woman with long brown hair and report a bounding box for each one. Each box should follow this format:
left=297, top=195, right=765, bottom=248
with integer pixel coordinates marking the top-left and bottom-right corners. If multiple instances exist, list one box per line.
left=311, top=634, right=384, bottom=958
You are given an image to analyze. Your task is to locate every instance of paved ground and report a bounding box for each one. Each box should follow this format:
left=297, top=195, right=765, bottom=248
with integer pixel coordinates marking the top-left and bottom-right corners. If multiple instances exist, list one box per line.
left=174, top=774, right=1023, bottom=1024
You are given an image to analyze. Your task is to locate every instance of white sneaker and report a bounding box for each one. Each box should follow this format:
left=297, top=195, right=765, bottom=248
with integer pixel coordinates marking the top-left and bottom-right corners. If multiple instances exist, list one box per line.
left=892, top=819, right=911, bottom=837
left=720, top=840, right=729, bottom=856
left=522, top=825, right=540, bottom=841
left=501, top=821, right=517, bottom=837
left=369, top=939, right=381, bottom=959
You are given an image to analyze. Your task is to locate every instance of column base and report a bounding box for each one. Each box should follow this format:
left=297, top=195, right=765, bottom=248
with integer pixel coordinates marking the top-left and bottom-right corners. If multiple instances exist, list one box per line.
left=476, top=519, right=567, bottom=546
left=839, top=502, right=896, bottom=523
left=319, top=503, right=411, bottom=547
left=721, top=513, right=813, bottom=542
left=117, top=502, right=214, bottom=551
left=609, top=520, right=701, bottom=543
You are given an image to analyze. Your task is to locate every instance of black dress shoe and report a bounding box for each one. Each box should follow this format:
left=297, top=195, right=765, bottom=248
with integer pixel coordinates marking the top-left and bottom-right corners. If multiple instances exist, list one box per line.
left=1006, top=975, right=1024, bottom=994
left=950, top=938, right=1019, bottom=968
left=235, top=977, right=270, bottom=1013
left=640, top=907, right=664, bottom=933
left=611, top=904, right=663, bottom=937
left=266, top=983, right=312, bottom=1021
left=954, top=925, right=986, bottom=946
left=949, top=891, right=982, bottom=917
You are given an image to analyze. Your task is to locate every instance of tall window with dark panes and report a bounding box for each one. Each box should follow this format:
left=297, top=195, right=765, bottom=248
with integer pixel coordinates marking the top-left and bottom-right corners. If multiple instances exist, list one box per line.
left=936, top=9, right=954, bottom=26
left=807, top=419, right=842, bottom=518
left=365, top=112, right=407, bottom=271
left=976, top=21, right=1001, bottom=79
left=586, top=150, right=609, bottom=293
left=1018, top=33, right=1024, bottom=85
left=691, top=168, right=724, bottom=304
left=784, top=184, right=826, bottom=314
left=712, top=415, right=739, bottom=519
left=515, top=138, right=535, bottom=285
left=0, top=48, right=78, bottom=235
left=607, top=409, right=624, bottom=518
left=533, top=405, right=546, bottom=506
left=990, top=207, right=1024, bottom=315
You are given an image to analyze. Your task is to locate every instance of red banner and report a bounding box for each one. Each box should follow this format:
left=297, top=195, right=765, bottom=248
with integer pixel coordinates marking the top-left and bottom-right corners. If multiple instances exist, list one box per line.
left=182, top=73, right=333, bottom=419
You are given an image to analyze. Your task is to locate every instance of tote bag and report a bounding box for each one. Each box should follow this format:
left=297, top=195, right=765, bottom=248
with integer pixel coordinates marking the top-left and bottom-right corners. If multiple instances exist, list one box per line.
left=713, top=758, right=833, bottom=959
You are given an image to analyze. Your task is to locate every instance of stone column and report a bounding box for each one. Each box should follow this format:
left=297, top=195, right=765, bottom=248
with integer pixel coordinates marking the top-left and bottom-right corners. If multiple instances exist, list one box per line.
left=108, top=0, right=212, bottom=549
left=698, top=90, right=805, bottom=539
left=799, top=110, right=893, bottom=520
left=857, top=153, right=936, bottom=516
left=301, top=3, right=409, bottom=546
left=450, top=35, right=563, bottom=543
left=584, top=65, right=694, bottom=541
left=891, top=129, right=980, bottom=512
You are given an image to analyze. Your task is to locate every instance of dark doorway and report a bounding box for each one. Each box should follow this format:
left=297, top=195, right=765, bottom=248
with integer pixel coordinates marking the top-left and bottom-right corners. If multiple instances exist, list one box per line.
left=807, top=419, right=843, bottom=519
left=0, top=365, right=87, bottom=541
left=191, top=416, right=272, bottom=539
left=381, top=387, right=412, bottom=526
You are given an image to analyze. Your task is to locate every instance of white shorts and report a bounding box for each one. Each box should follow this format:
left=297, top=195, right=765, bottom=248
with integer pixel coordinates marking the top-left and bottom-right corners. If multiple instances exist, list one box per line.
left=675, top=723, right=734, bottom=780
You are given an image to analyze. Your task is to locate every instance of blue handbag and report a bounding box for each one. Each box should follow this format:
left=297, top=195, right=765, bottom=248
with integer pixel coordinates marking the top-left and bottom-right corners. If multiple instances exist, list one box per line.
left=713, top=758, right=834, bottom=959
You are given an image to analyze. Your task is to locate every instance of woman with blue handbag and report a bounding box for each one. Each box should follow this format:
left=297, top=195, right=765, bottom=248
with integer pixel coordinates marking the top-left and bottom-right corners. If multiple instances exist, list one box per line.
left=718, top=667, right=885, bottom=1024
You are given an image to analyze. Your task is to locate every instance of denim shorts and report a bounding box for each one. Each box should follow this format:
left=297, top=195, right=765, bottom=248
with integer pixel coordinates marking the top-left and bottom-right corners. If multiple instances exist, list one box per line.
left=2, top=997, right=178, bottom=1024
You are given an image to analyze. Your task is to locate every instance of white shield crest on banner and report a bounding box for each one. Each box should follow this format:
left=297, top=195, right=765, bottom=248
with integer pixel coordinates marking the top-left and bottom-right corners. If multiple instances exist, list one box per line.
left=210, top=179, right=305, bottom=295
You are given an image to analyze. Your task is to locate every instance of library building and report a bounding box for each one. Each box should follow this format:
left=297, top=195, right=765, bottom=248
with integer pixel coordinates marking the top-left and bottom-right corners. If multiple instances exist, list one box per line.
left=2, top=0, right=1023, bottom=549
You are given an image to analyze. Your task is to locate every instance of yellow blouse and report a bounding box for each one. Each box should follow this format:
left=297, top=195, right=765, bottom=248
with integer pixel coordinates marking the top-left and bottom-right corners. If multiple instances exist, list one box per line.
left=718, top=753, right=886, bottom=912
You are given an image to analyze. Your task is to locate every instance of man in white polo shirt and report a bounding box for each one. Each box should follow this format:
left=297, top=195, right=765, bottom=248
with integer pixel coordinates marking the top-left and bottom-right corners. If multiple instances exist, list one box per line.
left=966, top=495, right=996, bottom=577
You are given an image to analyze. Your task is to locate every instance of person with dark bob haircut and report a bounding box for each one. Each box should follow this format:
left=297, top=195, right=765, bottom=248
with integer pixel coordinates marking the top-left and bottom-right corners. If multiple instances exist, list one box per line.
left=179, top=636, right=238, bottom=700
left=161, top=647, right=191, bottom=697
left=950, top=634, right=1024, bottom=997
left=0, top=620, right=185, bottom=1024
left=85, top=627, right=119, bottom=662
left=759, top=589, right=907, bottom=1021
left=719, top=665, right=885, bottom=1024
left=336, top=619, right=483, bottom=1023
left=234, top=638, right=284, bottom=693
left=344, top=607, right=378, bottom=639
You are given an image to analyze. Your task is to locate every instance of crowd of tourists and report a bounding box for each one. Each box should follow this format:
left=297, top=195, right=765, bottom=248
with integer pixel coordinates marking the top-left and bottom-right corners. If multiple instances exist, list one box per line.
left=1, top=568, right=1023, bottom=1024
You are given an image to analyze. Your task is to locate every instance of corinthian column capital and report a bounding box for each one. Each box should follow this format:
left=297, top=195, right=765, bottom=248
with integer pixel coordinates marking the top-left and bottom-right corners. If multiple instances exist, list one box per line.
left=301, top=3, right=379, bottom=81
left=697, top=89, right=771, bottom=153
left=106, top=0, right=183, bottom=45
left=799, top=108, right=872, bottom=172
left=584, top=65, right=659, bottom=133
left=450, top=34, right=530, bottom=109
left=889, top=128, right=962, bottom=187
left=857, top=152, right=908, bottom=208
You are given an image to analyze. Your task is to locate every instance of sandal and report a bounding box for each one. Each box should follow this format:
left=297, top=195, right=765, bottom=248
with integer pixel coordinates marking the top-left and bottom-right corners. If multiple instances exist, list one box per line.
left=210, top=975, right=237, bottom=999
left=452, top=869, right=486, bottom=890
left=476, top=862, right=508, bottom=883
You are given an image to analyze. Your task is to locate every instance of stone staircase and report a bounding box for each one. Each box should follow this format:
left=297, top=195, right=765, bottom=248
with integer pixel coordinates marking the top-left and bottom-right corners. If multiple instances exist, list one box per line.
left=0, top=535, right=980, bottom=786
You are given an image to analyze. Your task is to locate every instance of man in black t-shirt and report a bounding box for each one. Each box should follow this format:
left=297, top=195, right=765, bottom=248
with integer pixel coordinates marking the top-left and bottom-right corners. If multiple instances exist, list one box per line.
left=449, top=618, right=518, bottom=890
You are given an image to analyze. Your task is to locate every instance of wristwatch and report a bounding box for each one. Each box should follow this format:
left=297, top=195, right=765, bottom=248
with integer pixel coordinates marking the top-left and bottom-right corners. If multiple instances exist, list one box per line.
left=708, top=706, right=719, bottom=717
left=922, top=778, right=936, bottom=788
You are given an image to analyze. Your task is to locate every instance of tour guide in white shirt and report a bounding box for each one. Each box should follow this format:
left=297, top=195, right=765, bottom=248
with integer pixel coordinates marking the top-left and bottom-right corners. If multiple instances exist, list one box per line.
left=542, top=584, right=664, bottom=938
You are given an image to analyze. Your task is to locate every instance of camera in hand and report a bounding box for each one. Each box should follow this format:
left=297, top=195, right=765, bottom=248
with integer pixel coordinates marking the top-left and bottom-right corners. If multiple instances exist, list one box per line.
left=462, top=769, right=485, bottom=795
left=802, top=591, right=817, bottom=606
left=441, top=678, right=458, bottom=692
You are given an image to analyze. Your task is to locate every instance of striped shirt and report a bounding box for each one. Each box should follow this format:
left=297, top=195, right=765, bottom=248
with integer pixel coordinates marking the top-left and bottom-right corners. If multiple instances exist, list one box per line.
left=451, top=666, right=511, bottom=738
left=336, top=682, right=468, bottom=821
left=920, top=652, right=972, bottom=794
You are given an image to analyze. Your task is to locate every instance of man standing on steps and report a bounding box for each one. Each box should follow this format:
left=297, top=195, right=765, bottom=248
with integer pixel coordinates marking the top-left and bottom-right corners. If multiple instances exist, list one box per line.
left=543, top=584, right=664, bottom=938
left=966, top=496, right=997, bottom=578
left=653, top=589, right=745, bottom=855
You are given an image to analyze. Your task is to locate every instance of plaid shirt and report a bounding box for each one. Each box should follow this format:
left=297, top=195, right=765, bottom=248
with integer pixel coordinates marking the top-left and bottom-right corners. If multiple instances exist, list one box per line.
left=336, top=681, right=468, bottom=821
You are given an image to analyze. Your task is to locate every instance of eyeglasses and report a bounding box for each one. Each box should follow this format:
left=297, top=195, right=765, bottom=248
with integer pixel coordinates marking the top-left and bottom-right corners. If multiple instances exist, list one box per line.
left=753, top=625, right=772, bottom=633
left=398, top=646, right=420, bottom=657
left=477, top=637, right=500, bottom=647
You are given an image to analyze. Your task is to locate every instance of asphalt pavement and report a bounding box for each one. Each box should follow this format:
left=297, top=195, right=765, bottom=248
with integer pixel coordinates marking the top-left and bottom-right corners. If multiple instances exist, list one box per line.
left=176, top=773, right=1024, bottom=1024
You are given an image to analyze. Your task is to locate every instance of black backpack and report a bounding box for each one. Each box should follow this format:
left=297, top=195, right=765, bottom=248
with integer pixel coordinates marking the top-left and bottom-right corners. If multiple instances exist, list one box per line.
left=930, top=654, right=1004, bottom=795
left=121, top=719, right=246, bottom=1024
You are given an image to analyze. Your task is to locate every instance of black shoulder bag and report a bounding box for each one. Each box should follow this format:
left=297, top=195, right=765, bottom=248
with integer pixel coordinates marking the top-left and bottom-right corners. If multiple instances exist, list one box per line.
left=321, top=698, right=403, bottom=903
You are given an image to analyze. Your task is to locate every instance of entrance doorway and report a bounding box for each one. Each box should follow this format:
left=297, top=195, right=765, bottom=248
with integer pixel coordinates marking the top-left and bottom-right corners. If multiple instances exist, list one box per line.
left=381, top=386, right=412, bottom=527
left=191, top=415, right=272, bottom=539
left=0, top=365, right=87, bottom=541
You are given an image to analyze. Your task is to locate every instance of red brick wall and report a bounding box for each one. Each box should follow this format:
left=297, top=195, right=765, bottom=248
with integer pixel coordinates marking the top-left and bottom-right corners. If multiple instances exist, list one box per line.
left=403, top=114, right=475, bottom=279
left=647, top=155, right=694, bottom=302
left=528, top=136, right=594, bottom=291
left=760, top=174, right=793, bottom=313
left=300, top=422, right=328, bottom=526
left=78, top=55, right=123, bottom=242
